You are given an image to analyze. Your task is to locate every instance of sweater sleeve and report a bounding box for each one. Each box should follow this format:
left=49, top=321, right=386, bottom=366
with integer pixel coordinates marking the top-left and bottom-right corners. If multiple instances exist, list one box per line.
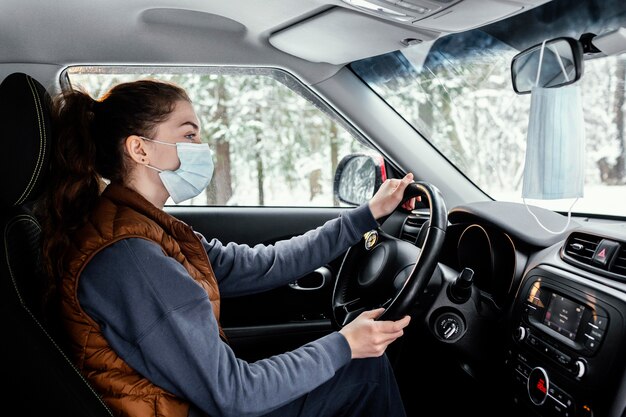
left=201, top=203, right=378, bottom=297
left=79, top=238, right=352, bottom=417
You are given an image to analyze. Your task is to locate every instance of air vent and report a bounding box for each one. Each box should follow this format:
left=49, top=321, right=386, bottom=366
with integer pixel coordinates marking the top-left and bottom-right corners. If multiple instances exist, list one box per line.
left=562, top=232, right=626, bottom=281
left=400, top=213, right=429, bottom=243
left=612, top=247, right=626, bottom=275
left=563, top=232, right=602, bottom=264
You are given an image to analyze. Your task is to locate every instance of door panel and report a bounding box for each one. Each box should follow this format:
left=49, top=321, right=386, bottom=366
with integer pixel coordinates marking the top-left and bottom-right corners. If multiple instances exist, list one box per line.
left=167, top=206, right=348, bottom=246
left=166, top=206, right=352, bottom=361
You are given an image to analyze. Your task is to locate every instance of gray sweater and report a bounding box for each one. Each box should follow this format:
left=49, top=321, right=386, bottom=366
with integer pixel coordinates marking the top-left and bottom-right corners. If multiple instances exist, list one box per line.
left=79, top=203, right=378, bottom=417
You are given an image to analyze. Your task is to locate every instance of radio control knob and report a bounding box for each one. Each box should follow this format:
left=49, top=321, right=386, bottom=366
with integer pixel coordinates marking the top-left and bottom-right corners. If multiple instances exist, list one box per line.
left=514, top=326, right=527, bottom=342
left=575, top=359, right=586, bottom=378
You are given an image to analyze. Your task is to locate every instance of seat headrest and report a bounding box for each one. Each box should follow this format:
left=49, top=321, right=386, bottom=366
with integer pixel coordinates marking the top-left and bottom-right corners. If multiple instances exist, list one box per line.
left=0, top=72, right=52, bottom=208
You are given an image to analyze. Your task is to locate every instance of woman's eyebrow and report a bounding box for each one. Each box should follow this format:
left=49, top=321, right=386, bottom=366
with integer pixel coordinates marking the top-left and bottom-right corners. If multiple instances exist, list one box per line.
left=180, top=121, right=199, bottom=130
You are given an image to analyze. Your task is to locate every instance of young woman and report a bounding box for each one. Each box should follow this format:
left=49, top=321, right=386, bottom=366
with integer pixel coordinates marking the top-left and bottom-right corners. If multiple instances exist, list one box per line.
left=40, top=79, right=414, bottom=417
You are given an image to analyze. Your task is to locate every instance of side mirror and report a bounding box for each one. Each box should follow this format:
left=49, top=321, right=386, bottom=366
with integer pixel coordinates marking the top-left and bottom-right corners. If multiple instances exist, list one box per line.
left=511, top=37, right=583, bottom=94
left=333, top=154, right=386, bottom=206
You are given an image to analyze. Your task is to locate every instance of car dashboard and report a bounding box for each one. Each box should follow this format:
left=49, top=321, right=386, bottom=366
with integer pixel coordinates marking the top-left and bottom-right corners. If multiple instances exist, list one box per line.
left=392, top=201, right=626, bottom=417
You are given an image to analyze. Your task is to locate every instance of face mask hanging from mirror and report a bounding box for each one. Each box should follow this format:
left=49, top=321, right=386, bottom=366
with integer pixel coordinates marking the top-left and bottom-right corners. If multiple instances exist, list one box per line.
left=521, top=40, right=586, bottom=234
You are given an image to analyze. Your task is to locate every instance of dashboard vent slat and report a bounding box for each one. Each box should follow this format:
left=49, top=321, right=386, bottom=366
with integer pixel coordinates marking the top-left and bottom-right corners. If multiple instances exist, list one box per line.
left=400, top=213, right=429, bottom=244
left=563, top=233, right=601, bottom=263
left=611, top=247, right=626, bottom=274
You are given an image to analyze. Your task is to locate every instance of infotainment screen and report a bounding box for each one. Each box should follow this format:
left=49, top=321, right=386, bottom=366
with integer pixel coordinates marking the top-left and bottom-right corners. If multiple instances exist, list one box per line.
left=543, top=292, right=585, bottom=341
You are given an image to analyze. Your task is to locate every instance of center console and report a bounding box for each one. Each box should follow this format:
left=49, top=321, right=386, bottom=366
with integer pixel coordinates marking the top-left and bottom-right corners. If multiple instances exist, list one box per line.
left=507, top=266, right=625, bottom=417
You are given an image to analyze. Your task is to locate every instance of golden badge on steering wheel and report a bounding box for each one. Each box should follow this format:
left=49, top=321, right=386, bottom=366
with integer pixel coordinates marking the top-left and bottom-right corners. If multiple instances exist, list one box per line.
left=364, top=230, right=378, bottom=251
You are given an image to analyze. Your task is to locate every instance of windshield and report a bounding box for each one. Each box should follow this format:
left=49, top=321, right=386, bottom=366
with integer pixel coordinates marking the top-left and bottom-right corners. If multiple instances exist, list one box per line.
left=351, top=0, right=626, bottom=217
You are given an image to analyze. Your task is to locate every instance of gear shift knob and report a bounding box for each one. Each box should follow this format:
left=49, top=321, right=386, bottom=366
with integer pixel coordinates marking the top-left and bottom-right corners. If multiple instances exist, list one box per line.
left=448, top=267, right=474, bottom=304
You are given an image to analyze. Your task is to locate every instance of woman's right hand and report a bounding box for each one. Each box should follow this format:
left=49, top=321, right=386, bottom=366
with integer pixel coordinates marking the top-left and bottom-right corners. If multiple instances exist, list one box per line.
left=338, top=308, right=411, bottom=359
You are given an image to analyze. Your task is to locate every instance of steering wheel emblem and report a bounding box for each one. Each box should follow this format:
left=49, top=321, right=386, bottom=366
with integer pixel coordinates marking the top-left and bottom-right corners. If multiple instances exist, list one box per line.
left=364, top=230, right=379, bottom=250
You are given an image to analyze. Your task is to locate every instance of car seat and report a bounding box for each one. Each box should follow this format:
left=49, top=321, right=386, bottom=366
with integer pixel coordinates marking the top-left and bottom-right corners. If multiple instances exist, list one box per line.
left=0, top=72, right=114, bottom=416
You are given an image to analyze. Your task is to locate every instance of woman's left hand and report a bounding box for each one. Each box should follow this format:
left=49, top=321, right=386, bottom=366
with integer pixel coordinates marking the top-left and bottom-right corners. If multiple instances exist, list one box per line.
left=368, top=173, right=417, bottom=220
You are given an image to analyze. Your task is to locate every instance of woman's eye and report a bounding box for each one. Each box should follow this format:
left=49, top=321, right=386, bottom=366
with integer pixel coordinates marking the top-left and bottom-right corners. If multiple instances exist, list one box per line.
left=184, top=134, right=196, bottom=141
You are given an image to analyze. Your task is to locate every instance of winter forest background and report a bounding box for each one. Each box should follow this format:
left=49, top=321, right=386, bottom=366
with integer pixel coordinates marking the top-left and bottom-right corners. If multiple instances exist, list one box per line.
left=69, top=37, right=625, bottom=215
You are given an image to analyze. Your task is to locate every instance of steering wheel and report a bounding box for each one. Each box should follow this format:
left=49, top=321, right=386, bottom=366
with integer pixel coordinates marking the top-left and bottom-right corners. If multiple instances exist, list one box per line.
left=332, top=181, right=447, bottom=327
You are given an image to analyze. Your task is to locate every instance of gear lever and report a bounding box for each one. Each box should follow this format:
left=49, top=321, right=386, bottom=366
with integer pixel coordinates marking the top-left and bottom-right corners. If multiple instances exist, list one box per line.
left=448, top=267, right=474, bottom=304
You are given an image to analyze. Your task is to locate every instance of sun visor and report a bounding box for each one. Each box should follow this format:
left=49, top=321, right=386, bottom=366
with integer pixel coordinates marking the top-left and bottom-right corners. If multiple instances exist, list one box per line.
left=413, top=0, right=524, bottom=32
left=269, top=7, right=438, bottom=65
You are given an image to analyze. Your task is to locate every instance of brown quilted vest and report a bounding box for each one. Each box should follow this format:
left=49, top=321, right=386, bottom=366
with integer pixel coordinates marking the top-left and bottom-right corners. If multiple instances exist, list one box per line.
left=59, top=183, right=223, bottom=417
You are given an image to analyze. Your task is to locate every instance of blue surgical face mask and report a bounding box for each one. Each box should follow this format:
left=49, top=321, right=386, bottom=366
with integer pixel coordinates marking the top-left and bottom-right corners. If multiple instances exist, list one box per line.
left=521, top=40, right=585, bottom=234
left=522, top=85, right=585, bottom=201
left=141, top=137, right=214, bottom=204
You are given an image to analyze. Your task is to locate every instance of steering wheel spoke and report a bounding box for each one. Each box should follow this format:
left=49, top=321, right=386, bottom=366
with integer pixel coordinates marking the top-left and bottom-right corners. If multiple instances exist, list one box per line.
left=334, top=298, right=367, bottom=327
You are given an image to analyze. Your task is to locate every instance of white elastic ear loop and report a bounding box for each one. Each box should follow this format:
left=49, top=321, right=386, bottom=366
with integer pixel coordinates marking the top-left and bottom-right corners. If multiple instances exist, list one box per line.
left=534, top=40, right=548, bottom=87
left=145, top=164, right=163, bottom=173
left=523, top=198, right=578, bottom=235
left=550, top=44, right=571, bottom=83
left=534, top=40, right=570, bottom=88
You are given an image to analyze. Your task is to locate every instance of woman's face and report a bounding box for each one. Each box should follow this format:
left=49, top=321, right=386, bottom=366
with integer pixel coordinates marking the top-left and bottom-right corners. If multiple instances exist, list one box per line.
left=145, top=99, right=202, bottom=172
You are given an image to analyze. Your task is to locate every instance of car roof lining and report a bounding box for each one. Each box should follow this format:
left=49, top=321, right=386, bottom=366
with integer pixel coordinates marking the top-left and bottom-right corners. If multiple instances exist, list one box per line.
left=0, top=0, right=344, bottom=85
left=0, top=0, right=559, bottom=86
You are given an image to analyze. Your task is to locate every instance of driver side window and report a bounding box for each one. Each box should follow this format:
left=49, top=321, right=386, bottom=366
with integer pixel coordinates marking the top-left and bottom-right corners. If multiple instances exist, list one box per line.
left=66, top=68, right=378, bottom=207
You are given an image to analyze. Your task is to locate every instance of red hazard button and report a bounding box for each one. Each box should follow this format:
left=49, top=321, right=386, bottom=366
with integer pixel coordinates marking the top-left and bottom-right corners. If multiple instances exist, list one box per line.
left=592, top=239, right=619, bottom=267
left=528, top=367, right=549, bottom=405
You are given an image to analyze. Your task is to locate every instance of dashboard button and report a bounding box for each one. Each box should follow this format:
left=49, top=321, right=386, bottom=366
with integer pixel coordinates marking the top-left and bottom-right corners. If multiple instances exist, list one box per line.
left=515, top=361, right=531, bottom=378
left=588, top=315, right=608, bottom=331
left=546, top=397, right=563, bottom=415
left=551, top=385, right=574, bottom=409
left=528, top=367, right=549, bottom=406
left=588, top=328, right=604, bottom=340
left=592, top=239, right=619, bottom=267
left=546, top=396, right=572, bottom=417
left=584, top=336, right=599, bottom=351
left=513, top=369, right=526, bottom=386
left=553, top=350, right=572, bottom=366
left=524, top=302, right=541, bottom=318
left=523, top=303, right=533, bottom=314
left=516, top=352, right=530, bottom=365
left=527, top=335, right=540, bottom=348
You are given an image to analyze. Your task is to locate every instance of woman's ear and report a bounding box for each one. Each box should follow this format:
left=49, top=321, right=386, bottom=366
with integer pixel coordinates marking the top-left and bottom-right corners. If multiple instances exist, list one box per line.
left=125, top=135, right=149, bottom=165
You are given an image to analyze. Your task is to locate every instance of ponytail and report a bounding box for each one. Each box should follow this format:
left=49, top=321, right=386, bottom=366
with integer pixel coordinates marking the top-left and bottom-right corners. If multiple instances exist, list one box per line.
left=39, top=88, right=101, bottom=294
left=37, top=79, right=190, bottom=313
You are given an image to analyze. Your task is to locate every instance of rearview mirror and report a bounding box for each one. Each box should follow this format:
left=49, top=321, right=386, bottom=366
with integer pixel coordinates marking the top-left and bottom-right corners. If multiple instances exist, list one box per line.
left=511, top=37, right=583, bottom=94
left=333, top=154, right=386, bottom=206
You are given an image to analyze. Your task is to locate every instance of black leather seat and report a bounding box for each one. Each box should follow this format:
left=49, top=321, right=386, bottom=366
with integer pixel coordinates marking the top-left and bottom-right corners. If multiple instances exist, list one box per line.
left=0, top=72, right=113, bottom=416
